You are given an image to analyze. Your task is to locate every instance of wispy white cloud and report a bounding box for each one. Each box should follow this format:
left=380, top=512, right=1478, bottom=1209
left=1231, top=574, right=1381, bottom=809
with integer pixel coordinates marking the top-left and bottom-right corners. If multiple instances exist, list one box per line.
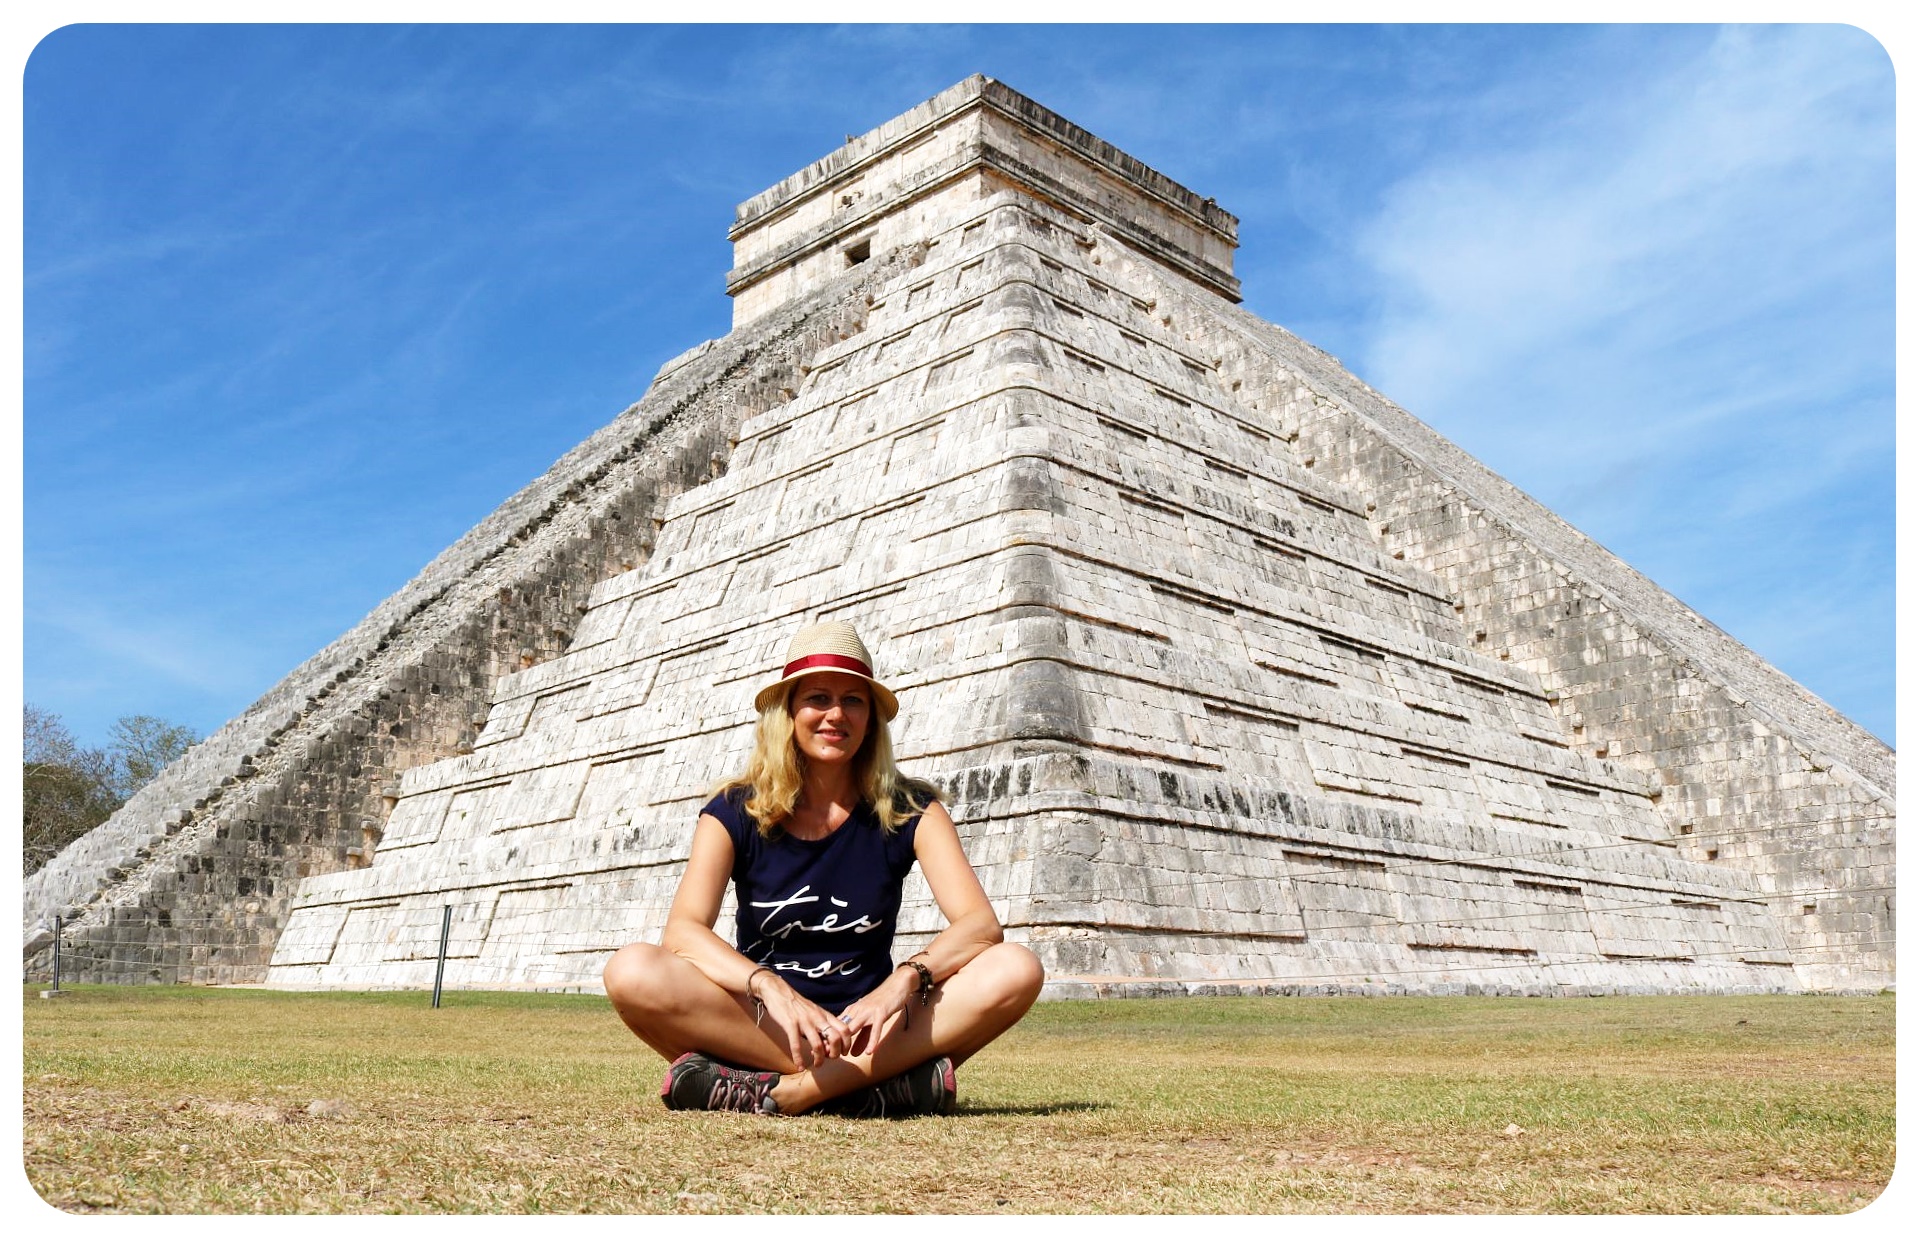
left=23, top=25, right=1895, bottom=749
left=1342, top=24, right=1892, bottom=740
left=1355, top=26, right=1889, bottom=456
left=27, top=578, right=263, bottom=702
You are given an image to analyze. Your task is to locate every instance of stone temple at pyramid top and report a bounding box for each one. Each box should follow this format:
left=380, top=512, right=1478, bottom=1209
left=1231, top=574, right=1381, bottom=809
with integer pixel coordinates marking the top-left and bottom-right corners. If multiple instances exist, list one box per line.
left=25, top=76, right=1890, bottom=996
left=727, top=75, right=1241, bottom=324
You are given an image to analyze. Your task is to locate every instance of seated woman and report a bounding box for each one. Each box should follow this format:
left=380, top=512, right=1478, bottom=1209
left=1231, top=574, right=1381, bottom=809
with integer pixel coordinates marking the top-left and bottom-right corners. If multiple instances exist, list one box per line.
left=603, top=620, right=1045, bottom=1116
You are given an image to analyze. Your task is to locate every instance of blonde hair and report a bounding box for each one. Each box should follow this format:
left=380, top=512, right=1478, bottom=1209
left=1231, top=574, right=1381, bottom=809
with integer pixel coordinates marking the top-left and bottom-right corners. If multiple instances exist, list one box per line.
left=719, top=689, right=939, bottom=837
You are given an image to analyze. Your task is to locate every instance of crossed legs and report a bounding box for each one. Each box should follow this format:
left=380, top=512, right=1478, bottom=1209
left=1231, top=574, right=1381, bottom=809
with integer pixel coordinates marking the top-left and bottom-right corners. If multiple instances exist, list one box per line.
left=602, top=942, right=1044, bottom=1114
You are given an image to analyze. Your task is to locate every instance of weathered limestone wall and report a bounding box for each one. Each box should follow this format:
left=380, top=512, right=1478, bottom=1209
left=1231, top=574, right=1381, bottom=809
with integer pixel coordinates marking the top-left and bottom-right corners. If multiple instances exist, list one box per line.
left=1103, top=246, right=1893, bottom=991
left=22, top=252, right=922, bottom=984
left=28, top=75, right=1887, bottom=997
left=728, top=75, right=1237, bottom=325
left=263, top=194, right=1802, bottom=997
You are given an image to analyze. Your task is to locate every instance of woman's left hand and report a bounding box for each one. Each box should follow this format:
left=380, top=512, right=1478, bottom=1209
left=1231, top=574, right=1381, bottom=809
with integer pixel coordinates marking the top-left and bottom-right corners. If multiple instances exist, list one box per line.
left=836, top=966, right=917, bottom=1058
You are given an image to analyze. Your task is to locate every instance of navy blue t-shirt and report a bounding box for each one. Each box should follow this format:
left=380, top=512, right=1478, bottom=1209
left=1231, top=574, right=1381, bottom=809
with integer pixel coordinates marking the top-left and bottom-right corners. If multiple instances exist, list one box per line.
left=703, top=787, right=925, bottom=1012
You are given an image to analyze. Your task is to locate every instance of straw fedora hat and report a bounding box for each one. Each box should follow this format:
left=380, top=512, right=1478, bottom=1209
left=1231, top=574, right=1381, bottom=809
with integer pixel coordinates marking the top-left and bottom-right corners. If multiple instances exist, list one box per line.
left=753, top=620, right=900, bottom=721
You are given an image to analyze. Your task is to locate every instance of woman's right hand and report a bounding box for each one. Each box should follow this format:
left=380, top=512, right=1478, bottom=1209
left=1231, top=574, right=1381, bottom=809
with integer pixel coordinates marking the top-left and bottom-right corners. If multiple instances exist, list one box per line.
left=748, top=970, right=850, bottom=1068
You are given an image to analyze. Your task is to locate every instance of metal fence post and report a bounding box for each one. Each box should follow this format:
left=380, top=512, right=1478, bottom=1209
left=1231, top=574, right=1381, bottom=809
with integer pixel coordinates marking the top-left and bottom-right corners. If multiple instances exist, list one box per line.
left=431, top=904, right=452, bottom=1008
left=52, top=915, right=62, bottom=994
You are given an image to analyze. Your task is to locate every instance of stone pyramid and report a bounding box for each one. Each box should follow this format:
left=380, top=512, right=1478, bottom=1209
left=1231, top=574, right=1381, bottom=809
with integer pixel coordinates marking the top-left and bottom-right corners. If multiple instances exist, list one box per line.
left=26, top=77, right=1892, bottom=996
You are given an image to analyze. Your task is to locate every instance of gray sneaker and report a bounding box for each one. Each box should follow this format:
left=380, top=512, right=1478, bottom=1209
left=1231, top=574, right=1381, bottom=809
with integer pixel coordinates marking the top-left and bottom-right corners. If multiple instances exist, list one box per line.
left=816, top=1056, right=956, bottom=1119
left=660, top=1052, right=781, bottom=1115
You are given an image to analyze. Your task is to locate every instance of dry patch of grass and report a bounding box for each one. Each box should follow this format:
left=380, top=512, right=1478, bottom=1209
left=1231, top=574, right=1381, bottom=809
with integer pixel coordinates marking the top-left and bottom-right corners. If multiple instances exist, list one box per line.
left=22, top=986, right=1893, bottom=1214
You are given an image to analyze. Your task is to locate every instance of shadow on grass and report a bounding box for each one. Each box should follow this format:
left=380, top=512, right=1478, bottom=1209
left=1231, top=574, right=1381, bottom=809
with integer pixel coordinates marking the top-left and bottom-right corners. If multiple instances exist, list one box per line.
left=954, top=1102, right=1108, bottom=1117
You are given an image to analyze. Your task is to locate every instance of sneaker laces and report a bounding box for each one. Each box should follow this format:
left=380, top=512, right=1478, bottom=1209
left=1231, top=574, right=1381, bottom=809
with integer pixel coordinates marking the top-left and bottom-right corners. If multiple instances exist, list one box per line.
left=708, top=1071, right=774, bottom=1113
left=870, top=1072, right=915, bottom=1114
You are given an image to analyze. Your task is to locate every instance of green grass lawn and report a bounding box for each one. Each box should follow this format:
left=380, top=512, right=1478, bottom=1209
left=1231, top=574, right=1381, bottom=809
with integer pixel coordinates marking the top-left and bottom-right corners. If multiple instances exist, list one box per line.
left=21, top=985, right=1894, bottom=1213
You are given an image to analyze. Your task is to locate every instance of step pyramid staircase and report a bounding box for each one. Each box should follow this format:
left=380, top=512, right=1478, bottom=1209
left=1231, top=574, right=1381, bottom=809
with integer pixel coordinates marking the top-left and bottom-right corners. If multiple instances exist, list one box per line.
left=30, top=77, right=1891, bottom=995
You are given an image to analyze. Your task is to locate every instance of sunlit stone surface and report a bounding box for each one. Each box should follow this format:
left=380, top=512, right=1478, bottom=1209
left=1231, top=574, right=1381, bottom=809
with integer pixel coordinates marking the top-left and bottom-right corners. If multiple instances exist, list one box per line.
left=27, top=78, right=1892, bottom=996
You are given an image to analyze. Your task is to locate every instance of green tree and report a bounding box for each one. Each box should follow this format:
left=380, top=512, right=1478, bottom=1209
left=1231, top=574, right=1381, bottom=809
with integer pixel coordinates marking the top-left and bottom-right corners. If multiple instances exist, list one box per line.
left=24, top=705, right=118, bottom=876
left=105, top=714, right=199, bottom=802
left=22, top=704, right=200, bottom=876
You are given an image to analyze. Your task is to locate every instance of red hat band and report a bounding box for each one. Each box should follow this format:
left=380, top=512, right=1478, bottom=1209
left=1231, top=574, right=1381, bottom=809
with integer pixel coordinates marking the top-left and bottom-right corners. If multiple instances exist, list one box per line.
left=782, top=652, right=873, bottom=680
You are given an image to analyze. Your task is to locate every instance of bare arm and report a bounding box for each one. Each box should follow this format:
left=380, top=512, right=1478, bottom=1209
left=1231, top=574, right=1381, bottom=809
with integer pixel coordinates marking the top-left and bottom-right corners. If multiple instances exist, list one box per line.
left=657, top=814, right=763, bottom=993
left=837, top=799, right=1002, bottom=1052
left=903, top=798, right=1004, bottom=979
left=660, top=814, right=853, bottom=1064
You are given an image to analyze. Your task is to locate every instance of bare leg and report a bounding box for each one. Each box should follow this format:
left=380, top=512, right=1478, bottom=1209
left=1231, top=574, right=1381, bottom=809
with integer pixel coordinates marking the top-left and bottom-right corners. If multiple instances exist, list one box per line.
left=771, top=942, right=1043, bottom=1113
left=603, top=941, right=1045, bottom=1114
left=602, top=943, right=801, bottom=1071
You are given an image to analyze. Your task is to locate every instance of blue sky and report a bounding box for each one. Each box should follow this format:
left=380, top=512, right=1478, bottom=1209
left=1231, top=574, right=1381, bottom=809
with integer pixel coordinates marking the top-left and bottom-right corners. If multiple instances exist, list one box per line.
left=22, top=24, right=1895, bottom=749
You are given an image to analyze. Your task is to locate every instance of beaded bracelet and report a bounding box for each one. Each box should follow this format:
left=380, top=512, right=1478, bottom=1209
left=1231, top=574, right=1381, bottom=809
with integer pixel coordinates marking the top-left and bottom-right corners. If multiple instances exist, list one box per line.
left=904, top=958, right=935, bottom=1005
